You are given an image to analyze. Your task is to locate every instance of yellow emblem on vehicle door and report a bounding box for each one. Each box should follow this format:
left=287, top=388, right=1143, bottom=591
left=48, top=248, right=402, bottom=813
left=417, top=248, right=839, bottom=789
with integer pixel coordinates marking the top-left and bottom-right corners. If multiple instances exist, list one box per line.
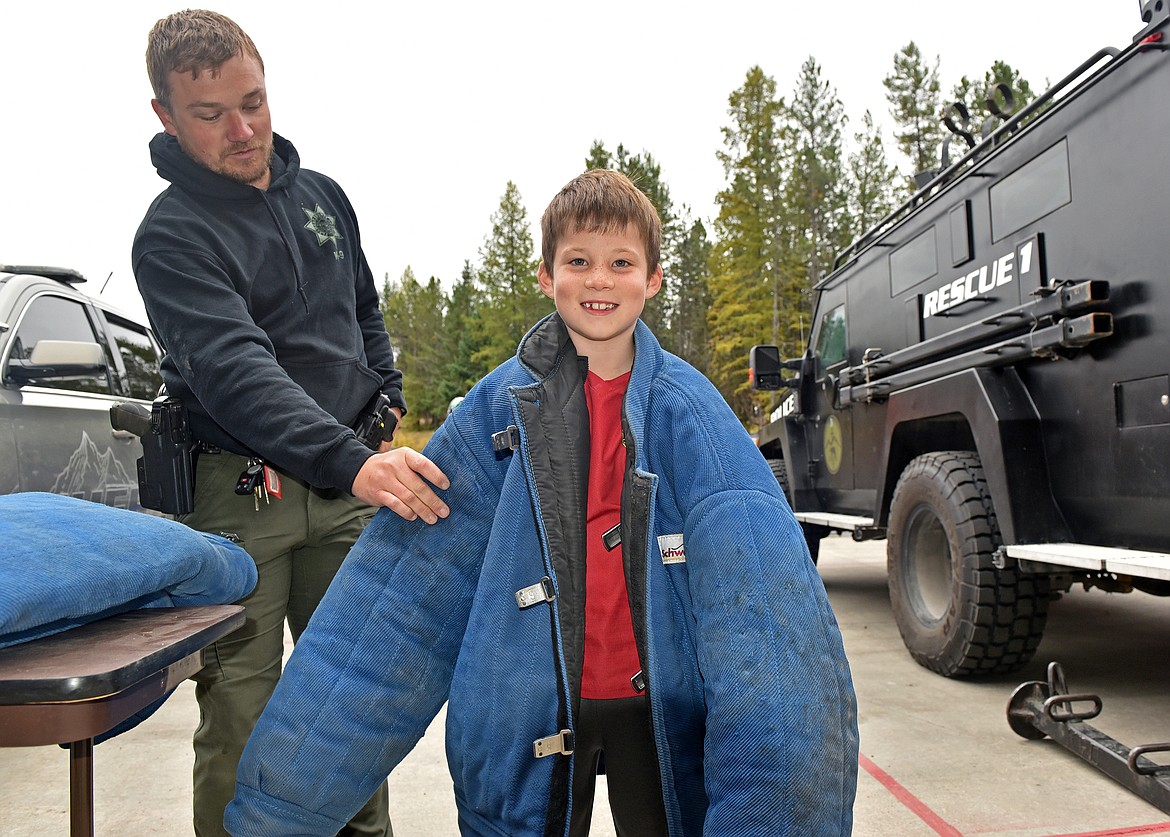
left=823, top=415, right=844, bottom=475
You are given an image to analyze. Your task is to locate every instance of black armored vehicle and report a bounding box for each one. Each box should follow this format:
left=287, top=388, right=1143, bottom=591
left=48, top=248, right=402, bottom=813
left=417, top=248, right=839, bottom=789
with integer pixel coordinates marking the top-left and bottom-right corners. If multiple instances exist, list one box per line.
left=750, top=2, right=1170, bottom=677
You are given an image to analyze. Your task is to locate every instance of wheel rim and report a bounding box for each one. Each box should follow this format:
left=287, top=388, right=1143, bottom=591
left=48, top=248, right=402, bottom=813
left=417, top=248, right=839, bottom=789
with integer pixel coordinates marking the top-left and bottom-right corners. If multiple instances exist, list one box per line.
left=903, top=504, right=953, bottom=623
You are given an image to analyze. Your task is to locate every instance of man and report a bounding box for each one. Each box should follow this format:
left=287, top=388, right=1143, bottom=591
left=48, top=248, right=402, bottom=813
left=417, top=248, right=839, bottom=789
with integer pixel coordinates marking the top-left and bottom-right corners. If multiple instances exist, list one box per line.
left=133, top=10, right=449, bottom=836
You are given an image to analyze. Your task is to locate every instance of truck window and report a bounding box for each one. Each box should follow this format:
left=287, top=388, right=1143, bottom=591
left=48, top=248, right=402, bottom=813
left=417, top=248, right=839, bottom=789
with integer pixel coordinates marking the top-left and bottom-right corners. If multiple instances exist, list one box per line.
left=990, top=139, right=1072, bottom=241
left=816, top=304, right=848, bottom=368
left=5, top=294, right=112, bottom=394
left=105, top=313, right=163, bottom=400
left=889, top=227, right=939, bottom=296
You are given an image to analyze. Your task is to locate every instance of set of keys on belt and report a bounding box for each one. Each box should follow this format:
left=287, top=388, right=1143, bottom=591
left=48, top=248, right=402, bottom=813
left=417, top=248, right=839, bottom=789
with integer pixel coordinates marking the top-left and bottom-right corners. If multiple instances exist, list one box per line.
left=235, top=457, right=273, bottom=511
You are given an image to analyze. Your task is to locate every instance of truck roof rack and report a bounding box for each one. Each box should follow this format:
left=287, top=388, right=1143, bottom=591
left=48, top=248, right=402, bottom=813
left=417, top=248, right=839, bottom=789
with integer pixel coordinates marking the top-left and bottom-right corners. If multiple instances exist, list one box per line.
left=827, top=42, right=1129, bottom=280
left=0, top=265, right=87, bottom=285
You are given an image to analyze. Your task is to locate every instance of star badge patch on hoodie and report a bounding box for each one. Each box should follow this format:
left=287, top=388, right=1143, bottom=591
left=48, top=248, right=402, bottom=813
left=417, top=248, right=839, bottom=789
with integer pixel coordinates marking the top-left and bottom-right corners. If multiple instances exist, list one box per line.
left=303, top=203, right=343, bottom=248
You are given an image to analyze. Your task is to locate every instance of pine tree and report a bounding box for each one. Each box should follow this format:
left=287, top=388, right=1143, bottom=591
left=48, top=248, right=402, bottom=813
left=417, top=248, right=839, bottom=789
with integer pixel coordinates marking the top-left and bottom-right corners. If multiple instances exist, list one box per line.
left=708, top=66, right=789, bottom=419
left=381, top=266, right=447, bottom=429
left=672, top=216, right=712, bottom=371
left=379, top=274, right=395, bottom=313
left=884, top=41, right=944, bottom=190
left=987, top=61, right=1035, bottom=110
left=473, top=181, right=549, bottom=372
left=950, top=61, right=1036, bottom=154
left=847, top=110, right=900, bottom=241
left=379, top=271, right=405, bottom=358
left=620, top=147, right=676, bottom=341
left=786, top=56, right=850, bottom=292
left=438, top=260, right=483, bottom=408
left=584, top=140, right=611, bottom=171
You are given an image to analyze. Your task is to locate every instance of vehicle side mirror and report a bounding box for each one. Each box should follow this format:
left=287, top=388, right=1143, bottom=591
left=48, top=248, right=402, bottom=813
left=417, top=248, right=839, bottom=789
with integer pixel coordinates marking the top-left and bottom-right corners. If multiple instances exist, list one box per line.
left=6, top=340, right=107, bottom=383
left=749, top=345, right=801, bottom=391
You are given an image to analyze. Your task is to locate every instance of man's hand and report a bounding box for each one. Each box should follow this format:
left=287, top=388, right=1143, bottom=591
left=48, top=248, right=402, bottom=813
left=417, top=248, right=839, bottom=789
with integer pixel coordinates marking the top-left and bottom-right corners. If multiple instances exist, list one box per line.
left=352, top=447, right=450, bottom=523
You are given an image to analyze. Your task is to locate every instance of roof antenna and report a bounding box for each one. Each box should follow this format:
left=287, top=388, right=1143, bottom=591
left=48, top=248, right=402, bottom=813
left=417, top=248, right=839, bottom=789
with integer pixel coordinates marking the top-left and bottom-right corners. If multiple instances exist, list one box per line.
left=100, top=271, right=113, bottom=295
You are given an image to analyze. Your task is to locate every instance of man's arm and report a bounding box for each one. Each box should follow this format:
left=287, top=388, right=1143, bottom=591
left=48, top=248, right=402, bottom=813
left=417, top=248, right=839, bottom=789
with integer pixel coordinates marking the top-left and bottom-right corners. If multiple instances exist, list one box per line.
left=134, top=249, right=448, bottom=518
left=134, top=248, right=371, bottom=483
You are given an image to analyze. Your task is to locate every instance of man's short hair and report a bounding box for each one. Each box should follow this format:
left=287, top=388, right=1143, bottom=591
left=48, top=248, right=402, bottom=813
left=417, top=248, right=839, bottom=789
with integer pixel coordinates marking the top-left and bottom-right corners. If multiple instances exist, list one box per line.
left=146, top=9, right=264, bottom=109
left=541, top=169, right=662, bottom=275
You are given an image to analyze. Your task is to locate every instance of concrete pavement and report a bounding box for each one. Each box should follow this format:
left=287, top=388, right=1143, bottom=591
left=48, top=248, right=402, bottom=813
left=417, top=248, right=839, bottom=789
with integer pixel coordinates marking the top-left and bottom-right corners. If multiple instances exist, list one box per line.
left=3, top=536, right=1170, bottom=835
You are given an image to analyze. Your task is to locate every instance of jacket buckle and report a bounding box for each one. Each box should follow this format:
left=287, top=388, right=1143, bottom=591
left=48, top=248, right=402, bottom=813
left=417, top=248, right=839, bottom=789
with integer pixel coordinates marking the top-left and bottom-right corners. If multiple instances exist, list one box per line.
left=515, top=576, right=556, bottom=609
left=491, top=425, right=521, bottom=453
left=631, top=670, right=647, bottom=694
left=533, top=729, right=574, bottom=758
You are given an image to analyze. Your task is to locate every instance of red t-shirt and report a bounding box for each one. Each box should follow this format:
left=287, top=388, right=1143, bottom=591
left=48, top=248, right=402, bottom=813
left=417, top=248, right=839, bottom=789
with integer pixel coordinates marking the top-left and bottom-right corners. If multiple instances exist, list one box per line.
left=580, top=370, right=641, bottom=699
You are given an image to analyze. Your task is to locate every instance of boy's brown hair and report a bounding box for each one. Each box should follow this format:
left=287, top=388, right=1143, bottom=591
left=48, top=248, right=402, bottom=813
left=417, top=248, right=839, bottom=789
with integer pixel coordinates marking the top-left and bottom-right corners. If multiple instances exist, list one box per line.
left=146, top=9, right=265, bottom=110
left=540, top=169, right=662, bottom=275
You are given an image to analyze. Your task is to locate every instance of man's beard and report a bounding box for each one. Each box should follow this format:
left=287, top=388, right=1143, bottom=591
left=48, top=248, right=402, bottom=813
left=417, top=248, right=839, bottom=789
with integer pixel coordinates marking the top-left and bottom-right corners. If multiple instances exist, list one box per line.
left=181, top=135, right=273, bottom=187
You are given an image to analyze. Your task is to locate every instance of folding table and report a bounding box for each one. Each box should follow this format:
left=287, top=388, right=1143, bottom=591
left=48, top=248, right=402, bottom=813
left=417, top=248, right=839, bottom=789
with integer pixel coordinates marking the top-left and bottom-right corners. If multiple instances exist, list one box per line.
left=0, top=605, right=245, bottom=836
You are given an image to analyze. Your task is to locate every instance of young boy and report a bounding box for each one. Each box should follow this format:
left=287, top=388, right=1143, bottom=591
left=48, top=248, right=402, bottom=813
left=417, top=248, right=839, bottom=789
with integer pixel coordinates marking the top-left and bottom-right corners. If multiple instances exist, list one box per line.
left=225, top=170, right=858, bottom=837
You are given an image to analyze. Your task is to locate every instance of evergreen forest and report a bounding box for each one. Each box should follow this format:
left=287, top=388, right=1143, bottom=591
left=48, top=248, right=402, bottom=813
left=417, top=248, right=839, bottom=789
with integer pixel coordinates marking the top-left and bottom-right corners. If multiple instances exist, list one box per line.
left=381, top=44, right=1040, bottom=432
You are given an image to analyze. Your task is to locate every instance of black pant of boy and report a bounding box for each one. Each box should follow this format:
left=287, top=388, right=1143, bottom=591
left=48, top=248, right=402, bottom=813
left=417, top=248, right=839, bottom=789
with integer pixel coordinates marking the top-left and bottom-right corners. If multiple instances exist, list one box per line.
left=569, top=695, right=669, bottom=837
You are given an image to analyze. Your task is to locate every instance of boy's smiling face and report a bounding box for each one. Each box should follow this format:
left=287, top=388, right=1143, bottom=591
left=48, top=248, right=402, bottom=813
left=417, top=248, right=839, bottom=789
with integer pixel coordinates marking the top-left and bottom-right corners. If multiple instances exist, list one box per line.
left=537, top=224, right=663, bottom=378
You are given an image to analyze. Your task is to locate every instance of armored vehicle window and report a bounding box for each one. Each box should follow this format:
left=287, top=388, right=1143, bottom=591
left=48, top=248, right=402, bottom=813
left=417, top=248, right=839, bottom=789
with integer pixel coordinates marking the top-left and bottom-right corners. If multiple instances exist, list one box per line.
left=889, top=227, right=938, bottom=297
left=816, top=304, right=848, bottom=368
left=950, top=201, right=973, bottom=267
left=990, top=139, right=1071, bottom=241
left=5, top=294, right=112, bottom=394
left=105, top=313, right=163, bottom=400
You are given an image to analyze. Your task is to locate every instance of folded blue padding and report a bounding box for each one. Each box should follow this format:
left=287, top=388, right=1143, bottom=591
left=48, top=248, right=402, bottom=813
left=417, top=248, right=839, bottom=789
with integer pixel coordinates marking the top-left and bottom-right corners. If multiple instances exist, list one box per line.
left=0, top=492, right=257, bottom=649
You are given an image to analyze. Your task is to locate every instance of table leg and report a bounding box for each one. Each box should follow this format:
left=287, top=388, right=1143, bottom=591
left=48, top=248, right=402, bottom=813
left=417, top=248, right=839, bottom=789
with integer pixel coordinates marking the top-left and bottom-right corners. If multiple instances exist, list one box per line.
left=69, top=738, right=94, bottom=837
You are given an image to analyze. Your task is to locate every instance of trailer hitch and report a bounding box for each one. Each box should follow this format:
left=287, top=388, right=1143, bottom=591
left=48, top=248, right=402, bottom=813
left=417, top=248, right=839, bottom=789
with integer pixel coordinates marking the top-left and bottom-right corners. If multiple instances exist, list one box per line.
left=1007, top=661, right=1170, bottom=813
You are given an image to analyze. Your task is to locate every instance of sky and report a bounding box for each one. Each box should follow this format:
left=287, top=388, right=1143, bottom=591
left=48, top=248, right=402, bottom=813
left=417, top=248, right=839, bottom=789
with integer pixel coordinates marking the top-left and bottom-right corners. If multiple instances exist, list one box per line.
left=1, top=1, right=1146, bottom=322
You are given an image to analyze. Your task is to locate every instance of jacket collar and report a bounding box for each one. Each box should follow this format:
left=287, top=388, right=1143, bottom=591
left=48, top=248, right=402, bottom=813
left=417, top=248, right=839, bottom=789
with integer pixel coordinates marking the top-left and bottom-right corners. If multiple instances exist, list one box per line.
left=148, top=132, right=299, bottom=201
left=515, top=313, right=664, bottom=456
left=623, top=319, right=664, bottom=464
left=516, top=314, right=664, bottom=380
left=515, top=313, right=579, bottom=383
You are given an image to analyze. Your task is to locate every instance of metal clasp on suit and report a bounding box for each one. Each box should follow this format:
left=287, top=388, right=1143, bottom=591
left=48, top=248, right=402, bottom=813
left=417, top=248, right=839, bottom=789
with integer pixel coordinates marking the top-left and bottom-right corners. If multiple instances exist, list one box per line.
left=631, top=670, right=646, bottom=694
left=602, top=523, right=621, bottom=551
left=515, top=576, right=556, bottom=609
left=491, top=425, right=521, bottom=453
left=533, top=729, right=574, bottom=758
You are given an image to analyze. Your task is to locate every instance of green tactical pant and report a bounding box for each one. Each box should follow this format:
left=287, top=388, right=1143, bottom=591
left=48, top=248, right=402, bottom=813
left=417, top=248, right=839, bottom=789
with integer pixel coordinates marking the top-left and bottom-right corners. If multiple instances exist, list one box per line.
left=181, top=451, right=391, bottom=837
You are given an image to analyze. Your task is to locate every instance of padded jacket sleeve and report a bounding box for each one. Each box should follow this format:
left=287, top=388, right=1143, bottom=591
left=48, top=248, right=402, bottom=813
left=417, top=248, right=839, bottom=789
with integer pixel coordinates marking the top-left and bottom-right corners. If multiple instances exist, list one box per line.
left=655, top=379, right=858, bottom=835
left=225, top=421, right=497, bottom=836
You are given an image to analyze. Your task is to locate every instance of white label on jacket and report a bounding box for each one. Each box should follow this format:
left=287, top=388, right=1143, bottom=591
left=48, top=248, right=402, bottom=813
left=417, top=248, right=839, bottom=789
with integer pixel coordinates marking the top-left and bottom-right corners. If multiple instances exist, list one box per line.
left=658, top=534, right=686, bottom=564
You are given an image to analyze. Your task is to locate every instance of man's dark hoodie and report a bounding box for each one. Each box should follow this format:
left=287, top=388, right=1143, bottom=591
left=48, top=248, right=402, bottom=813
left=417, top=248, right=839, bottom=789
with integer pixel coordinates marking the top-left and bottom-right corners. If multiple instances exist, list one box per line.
left=132, top=132, right=403, bottom=493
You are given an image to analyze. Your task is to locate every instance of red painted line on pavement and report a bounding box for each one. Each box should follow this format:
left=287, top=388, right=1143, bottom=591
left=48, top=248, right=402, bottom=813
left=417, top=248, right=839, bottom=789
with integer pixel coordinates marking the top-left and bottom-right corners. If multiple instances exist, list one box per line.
left=859, top=753, right=1170, bottom=836
left=1047, top=824, right=1170, bottom=837
left=858, top=753, right=962, bottom=836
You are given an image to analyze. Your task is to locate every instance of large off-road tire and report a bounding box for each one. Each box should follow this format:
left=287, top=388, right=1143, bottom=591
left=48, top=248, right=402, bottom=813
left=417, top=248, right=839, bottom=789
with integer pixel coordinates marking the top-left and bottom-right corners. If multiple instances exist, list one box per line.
left=767, top=458, right=826, bottom=565
left=886, top=451, right=1049, bottom=677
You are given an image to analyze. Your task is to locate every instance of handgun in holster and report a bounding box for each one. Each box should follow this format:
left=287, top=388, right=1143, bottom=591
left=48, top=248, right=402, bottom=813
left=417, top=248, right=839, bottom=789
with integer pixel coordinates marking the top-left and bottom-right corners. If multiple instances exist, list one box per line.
left=110, top=396, right=196, bottom=515
left=353, top=392, right=398, bottom=450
